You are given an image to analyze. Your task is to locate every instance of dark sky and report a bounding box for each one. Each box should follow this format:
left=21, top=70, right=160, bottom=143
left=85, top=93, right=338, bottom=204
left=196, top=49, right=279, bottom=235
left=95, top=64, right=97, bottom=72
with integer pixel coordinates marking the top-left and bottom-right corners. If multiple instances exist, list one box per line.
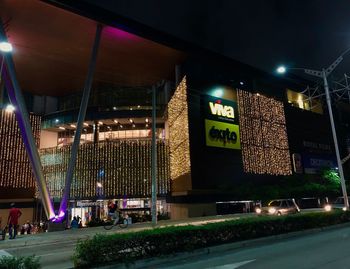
left=86, top=0, right=350, bottom=79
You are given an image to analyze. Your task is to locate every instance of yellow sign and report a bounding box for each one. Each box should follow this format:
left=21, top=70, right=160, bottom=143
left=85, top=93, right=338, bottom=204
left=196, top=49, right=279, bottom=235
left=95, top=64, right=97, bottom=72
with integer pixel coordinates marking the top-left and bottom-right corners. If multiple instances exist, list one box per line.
left=205, top=119, right=241, bottom=149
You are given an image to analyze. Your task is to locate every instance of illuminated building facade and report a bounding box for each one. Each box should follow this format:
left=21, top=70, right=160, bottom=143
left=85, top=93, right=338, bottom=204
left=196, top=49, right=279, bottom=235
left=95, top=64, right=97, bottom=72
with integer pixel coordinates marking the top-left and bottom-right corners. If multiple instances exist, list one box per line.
left=1, top=0, right=350, bottom=222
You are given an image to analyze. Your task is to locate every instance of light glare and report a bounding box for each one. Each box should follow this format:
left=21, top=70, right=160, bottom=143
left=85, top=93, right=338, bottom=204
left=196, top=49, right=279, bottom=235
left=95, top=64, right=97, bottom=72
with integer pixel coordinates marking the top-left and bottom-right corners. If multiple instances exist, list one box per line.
left=277, top=66, right=286, bottom=74
left=212, top=88, right=224, bottom=98
left=0, top=41, right=13, bottom=52
left=324, top=204, right=332, bottom=212
left=5, top=104, right=15, bottom=113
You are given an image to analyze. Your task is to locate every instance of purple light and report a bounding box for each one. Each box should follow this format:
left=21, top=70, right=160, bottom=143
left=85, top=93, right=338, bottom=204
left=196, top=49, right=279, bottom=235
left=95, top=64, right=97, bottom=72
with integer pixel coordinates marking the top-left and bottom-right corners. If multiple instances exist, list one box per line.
left=58, top=210, right=65, bottom=218
left=51, top=210, right=65, bottom=222
left=103, top=26, right=140, bottom=41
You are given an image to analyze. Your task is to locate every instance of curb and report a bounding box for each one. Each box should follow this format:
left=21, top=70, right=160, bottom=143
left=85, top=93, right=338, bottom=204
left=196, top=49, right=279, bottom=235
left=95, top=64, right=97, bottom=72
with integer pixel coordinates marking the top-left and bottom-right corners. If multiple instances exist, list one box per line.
left=94, top=221, right=350, bottom=269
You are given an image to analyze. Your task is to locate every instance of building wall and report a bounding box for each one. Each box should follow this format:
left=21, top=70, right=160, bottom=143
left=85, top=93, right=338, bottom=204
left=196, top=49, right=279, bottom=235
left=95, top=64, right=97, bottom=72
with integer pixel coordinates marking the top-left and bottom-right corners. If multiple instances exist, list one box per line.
left=40, top=130, right=58, bottom=149
left=172, top=57, right=336, bottom=211
left=168, top=77, right=192, bottom=193
left=40, top=139, right=171, bottom=200
left=0, top=109, right=41, bottom=189
left=0, top=199, right=37, bottom=225
left=170, top=203, right=216, bottom=220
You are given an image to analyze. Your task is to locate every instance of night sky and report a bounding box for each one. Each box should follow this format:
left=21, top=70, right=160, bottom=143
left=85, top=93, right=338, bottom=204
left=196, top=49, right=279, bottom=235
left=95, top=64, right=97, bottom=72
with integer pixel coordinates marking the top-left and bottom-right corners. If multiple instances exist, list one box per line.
left=91, top=0, right=350, bottom=80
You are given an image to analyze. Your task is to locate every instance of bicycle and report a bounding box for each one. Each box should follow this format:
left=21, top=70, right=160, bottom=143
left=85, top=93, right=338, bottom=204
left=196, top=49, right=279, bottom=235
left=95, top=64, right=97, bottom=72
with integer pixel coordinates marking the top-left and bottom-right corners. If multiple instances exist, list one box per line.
left=103, top=212, right=129, bottom=230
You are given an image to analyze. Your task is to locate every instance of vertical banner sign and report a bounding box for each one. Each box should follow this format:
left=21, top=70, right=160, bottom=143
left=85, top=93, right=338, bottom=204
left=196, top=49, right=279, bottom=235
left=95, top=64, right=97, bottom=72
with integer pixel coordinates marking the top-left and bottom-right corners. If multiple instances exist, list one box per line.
left=202, top=95, right=240, bottom=150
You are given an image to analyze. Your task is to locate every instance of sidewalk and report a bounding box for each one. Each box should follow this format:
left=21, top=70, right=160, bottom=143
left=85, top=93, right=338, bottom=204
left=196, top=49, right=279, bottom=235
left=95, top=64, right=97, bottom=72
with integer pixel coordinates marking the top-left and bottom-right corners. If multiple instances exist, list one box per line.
left=0, top=213, right=253, bottom=250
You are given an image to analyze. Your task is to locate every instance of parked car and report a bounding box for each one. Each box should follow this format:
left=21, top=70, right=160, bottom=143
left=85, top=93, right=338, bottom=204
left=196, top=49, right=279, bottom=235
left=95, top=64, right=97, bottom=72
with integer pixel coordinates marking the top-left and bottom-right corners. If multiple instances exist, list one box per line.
left=330, top=197, right=350, bottom=211
left=255, top=199, right=300, bottom=216
left=296, top=197, right=329, bottom=209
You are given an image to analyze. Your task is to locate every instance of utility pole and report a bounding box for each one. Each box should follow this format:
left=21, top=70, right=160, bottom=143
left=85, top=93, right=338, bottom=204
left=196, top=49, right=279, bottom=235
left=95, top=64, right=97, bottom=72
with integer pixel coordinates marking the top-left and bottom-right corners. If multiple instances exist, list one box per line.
left=151, top=85, right=157, bottom=225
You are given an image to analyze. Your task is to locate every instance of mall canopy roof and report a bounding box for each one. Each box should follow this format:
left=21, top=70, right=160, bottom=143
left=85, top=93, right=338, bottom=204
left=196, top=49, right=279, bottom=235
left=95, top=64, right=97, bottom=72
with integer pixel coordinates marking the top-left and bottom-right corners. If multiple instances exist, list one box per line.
left=0, top=0, right=186, bottom=96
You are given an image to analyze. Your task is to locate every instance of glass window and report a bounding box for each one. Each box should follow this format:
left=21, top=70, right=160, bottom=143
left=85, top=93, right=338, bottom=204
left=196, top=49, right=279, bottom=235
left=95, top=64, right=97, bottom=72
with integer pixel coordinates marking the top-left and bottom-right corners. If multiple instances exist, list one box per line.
left=268, top=200, right=281, bottom=207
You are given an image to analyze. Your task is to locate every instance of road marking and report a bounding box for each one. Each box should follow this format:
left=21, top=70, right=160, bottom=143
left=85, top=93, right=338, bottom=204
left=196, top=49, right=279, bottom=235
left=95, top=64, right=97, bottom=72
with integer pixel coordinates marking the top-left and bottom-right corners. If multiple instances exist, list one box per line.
left=0, top=250, right=12, bottom=257
left=212, top=259, right=255, bottom=269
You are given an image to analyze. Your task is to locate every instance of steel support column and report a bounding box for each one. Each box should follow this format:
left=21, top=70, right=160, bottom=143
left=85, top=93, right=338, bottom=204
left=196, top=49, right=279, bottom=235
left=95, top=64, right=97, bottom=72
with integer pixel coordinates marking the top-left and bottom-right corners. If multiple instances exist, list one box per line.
left=58, top=24, right=103, bottom=220
left=0, top=19, right=55, bottom=219
left=322, top=69, right=349, bottom=209
left=151, top=85, right=157, bottom=225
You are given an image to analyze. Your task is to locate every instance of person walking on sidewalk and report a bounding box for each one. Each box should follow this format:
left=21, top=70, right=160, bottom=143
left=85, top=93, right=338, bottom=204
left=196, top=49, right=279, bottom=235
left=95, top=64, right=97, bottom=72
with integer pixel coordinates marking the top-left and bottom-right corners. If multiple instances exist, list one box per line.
left=7, top=203, right=22, bottom=239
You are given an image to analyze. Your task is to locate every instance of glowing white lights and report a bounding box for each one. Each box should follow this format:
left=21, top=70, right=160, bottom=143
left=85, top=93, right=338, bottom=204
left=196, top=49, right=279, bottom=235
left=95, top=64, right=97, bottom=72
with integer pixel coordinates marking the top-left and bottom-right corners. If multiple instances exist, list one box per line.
left=0, top=41, right=13, bottom=52
left=5, top=104, right=15, bottom=113
left=58, top=126, right=65, bottom=130
left=276, top=65, right=286, bottom=74
left=268, top=207, right=276, bottom=214
left=211, top=87, right=224, bottom=98
left=324, top=204, right=332, bottom=212
left=255, top=208, right=262, bottom=214
left=96, top=182, right=102, bottom=188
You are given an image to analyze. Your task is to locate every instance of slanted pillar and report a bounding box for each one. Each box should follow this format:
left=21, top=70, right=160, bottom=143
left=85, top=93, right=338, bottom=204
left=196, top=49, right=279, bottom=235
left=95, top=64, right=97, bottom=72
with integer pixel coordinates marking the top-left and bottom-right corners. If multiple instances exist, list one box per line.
left=0, top=19, right=55, bottom=219
left=58, top=24, right=103, bottom=220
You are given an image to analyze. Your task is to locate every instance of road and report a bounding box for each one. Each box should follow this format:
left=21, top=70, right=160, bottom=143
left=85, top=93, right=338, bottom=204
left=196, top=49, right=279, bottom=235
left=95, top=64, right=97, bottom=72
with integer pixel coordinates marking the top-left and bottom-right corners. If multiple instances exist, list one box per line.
left=158, top=224, right=350, bottom=269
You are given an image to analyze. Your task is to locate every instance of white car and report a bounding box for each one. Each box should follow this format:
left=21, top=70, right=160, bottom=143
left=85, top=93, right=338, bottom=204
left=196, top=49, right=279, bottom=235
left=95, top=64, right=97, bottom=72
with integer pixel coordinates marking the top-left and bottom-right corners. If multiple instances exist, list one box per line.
left=255, top=199, right=300, bottom=216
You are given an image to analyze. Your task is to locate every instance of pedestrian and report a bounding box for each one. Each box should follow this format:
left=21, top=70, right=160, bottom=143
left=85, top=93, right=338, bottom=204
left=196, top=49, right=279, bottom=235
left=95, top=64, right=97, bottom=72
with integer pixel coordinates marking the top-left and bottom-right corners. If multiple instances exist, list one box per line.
left=70, top=216, right=79, bottom=229
left=26, top=221, right=32, bottom=234
left=7, top=203, right=22, bottom=239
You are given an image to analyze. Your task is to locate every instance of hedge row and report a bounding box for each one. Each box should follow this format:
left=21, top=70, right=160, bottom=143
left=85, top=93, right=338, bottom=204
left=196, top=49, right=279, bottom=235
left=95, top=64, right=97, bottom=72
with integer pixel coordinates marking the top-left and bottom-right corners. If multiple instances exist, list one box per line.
left=0, top=255, right=40, bottom=269
left=74, top=211, right=350, bottom=268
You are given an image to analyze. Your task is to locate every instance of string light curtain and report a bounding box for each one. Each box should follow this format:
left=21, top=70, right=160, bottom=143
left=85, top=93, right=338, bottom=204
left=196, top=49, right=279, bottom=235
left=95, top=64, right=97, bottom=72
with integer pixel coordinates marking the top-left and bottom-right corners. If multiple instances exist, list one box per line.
left=168, top=77, right=192, bottom=181
left=0, top=109, right=41, bottom=188
left=238, top=90, right=292, bottom=175
left=40, top=139, right=170, bottom=199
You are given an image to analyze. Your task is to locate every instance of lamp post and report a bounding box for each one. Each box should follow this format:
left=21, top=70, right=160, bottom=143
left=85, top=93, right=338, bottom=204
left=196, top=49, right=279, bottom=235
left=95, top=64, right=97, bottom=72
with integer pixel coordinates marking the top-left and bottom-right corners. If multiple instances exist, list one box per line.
left=0, top=41, right=12, bottom=107
left=276, top=48, right=350, bottom=210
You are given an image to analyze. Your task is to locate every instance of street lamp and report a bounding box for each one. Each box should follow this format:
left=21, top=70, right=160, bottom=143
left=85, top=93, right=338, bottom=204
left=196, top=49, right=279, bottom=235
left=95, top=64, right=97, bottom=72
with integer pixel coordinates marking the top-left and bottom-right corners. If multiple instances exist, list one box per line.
left=5, top=103, right=15, bottom=113
left=276, top=65, right=286, bottom=74
left=277, top=48, right=350, bottom=210
left=0, top=41, right=12, bottom=52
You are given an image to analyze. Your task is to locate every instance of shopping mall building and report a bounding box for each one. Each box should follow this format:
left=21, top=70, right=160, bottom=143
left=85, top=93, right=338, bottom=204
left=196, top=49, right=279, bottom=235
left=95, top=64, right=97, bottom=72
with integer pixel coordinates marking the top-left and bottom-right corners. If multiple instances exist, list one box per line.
left=1, top=0, right=350, bottom=224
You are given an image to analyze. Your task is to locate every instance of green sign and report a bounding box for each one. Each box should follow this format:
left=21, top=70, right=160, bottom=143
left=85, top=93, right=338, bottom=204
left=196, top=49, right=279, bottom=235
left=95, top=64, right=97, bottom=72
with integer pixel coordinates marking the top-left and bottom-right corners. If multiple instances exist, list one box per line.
left=205, top=119, right=241, bottom=149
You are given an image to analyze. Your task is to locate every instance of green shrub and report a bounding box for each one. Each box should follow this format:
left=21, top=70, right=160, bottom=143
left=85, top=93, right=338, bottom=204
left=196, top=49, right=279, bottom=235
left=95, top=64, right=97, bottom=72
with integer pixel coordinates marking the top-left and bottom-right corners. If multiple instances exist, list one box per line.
left=0, top=255, right=40, bottom=269
left=74, top=211, right=350, bottom=268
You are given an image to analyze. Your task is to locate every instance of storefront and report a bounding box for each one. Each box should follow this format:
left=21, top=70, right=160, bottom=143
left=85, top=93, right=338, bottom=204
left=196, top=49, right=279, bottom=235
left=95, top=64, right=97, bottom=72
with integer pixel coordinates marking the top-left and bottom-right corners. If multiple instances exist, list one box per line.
left=69, top=198, right=169, bottom=226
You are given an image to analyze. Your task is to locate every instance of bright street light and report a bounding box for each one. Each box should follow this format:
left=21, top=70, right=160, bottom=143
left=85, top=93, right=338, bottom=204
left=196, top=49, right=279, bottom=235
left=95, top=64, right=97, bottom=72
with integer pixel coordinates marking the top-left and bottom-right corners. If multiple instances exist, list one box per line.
left=276, top=65, right=286, bottom=74
left=0, top=41, right=13, bottom=52
left=5, top=104, right=15, bottom=113
left=277, top=48, right=350, bottom=210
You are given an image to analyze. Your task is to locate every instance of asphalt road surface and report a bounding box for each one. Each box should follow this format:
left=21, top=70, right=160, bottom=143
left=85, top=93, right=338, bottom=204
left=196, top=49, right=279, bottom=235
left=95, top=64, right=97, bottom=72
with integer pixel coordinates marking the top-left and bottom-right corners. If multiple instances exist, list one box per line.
left=158, top=225, right=350, bottom=269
